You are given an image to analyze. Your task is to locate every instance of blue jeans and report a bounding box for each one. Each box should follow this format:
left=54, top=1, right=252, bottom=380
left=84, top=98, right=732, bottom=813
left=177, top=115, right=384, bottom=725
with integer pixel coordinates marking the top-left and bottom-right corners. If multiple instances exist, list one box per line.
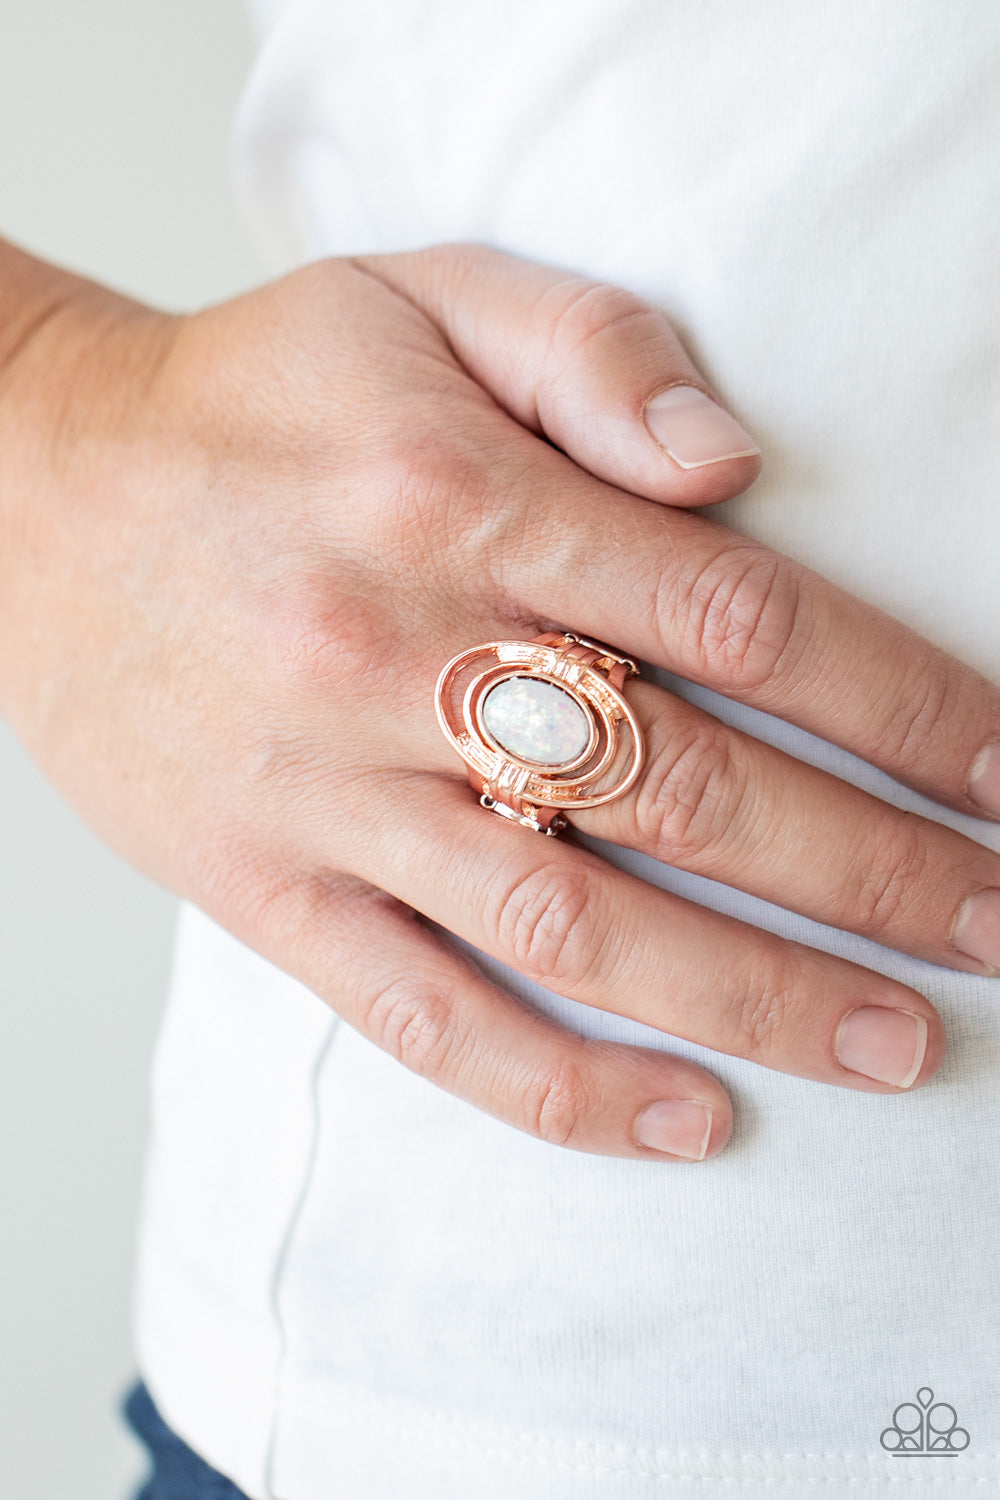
left=122, top=1381, right=251, bottom=1499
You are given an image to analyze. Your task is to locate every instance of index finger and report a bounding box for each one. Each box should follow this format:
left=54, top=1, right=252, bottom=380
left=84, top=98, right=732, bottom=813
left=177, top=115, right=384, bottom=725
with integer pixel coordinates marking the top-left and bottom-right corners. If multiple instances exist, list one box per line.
left=502, top=473, right=1000, bottom=822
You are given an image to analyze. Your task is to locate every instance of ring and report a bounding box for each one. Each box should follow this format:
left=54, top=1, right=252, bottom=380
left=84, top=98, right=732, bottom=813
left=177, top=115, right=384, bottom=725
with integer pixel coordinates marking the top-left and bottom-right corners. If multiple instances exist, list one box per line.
left=434, top=631, right=646, bottom=835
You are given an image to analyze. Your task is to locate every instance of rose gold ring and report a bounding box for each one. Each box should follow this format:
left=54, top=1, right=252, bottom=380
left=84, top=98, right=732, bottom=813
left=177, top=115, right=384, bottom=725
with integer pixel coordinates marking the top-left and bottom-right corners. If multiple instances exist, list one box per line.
left=434, top=631, right=646, bottom=835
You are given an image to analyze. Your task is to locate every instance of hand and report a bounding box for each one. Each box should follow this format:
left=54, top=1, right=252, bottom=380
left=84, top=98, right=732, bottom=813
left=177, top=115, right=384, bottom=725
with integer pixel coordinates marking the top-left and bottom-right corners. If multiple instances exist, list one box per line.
left=2, top=241, right=999, bottom=1164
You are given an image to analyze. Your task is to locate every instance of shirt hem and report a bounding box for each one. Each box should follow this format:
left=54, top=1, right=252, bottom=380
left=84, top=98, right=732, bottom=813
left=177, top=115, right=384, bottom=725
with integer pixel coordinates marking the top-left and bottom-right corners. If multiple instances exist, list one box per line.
left=267, top=1384, right=1000, bottom=1498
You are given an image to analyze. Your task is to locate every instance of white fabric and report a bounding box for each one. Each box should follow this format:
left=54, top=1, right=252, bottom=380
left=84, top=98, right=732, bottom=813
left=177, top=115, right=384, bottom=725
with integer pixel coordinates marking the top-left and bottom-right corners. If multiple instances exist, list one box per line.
left=133, top=2, right=1000, bottom=1495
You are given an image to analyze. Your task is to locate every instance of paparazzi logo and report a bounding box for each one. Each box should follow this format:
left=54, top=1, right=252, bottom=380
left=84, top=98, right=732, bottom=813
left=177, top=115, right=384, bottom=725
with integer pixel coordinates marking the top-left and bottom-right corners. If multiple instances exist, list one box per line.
left=880, top=1387, right=969, bottom=1455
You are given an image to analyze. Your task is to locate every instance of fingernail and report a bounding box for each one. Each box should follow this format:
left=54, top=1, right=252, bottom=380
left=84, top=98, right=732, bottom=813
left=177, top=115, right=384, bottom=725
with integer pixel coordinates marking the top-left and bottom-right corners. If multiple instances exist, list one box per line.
left=643, top=385, right=761, bottom=470
left=635, top=1099, right=714, bottom=1159
left=952, top=889, right=1000, bottom=973
left=968, top=743, right=1000, bottom=818
left=834, top=1007, right=928, bottom=1088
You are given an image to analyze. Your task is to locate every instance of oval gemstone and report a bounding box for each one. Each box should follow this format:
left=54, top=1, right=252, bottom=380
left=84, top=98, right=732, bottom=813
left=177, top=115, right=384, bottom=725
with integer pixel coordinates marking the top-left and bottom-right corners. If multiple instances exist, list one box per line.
left=481, top=676, right=591, bottom=767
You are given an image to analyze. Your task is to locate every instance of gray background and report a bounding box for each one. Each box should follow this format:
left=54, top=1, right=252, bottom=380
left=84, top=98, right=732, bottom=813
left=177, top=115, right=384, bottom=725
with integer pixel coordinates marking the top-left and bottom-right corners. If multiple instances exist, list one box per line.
left=0, top=3, right=264, bottom=1495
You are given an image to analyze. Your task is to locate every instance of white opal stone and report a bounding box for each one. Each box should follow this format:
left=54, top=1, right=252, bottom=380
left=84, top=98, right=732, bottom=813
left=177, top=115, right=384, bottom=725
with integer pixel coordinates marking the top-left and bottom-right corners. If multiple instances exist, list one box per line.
left=482, top=676, right=591, bottom=767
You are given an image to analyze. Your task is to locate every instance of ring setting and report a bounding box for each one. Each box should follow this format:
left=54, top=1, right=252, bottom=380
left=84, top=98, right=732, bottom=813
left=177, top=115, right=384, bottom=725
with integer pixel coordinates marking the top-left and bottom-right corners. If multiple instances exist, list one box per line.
left=434, top=632, right=646, bottom=834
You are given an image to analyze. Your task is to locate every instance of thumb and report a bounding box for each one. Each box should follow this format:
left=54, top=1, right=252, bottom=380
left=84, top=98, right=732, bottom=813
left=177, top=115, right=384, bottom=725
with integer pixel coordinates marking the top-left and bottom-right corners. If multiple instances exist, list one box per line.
left=352, top=242, right=761, bottom=508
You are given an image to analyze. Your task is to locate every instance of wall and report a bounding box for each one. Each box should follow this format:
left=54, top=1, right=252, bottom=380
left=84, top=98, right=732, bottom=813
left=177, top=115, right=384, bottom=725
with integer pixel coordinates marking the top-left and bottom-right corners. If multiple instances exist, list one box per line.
left=0, top=3, right=264, bottom=1495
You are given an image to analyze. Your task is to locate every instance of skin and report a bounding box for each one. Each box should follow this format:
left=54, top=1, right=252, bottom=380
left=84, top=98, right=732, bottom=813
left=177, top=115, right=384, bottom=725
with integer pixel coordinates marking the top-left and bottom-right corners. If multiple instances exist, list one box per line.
left=1, top=237, right=999, bottom=1163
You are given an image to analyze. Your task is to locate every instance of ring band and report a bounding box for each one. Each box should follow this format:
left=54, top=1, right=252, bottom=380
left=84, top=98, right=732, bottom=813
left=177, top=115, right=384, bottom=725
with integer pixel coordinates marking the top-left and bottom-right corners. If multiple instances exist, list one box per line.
left=434, top=631, right=646, bottom=834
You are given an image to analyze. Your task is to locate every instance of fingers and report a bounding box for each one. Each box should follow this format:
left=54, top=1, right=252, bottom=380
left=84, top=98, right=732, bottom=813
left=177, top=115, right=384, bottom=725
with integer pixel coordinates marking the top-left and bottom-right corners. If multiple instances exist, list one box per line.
left=414, top=624, right=1000, bottom=973
left=250, top=869, right=733, bottom=1162
left=576, top=680, right=1000, bottom=975
left=351, top=244, right=761, bottom=507
left=500, top=479, right=1000, bottom=823
left=349, top=776, right=946, bottom=1095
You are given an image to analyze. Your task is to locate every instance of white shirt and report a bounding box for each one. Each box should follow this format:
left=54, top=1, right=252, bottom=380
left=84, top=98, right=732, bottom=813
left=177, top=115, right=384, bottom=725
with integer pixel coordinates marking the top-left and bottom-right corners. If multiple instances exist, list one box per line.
left=133, top=3, right=1000, bottom=1495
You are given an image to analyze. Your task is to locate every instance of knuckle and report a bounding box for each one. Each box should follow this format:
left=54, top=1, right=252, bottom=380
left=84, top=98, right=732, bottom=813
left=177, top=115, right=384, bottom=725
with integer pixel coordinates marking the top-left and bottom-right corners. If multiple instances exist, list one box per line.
left=541, top=278, right=654, bottom=363
left=378, top=425, right=486, bottom=505
left=634, top=721, right=744, bottom=862
left=371, top=426, right=526, bottom=571
left=669, top=544, right=804, bottom=692
left=188, top=838, right=295, bottom=937
left=524, top=1055, right=599, bottom=1148
left=496, top=863, right=598, bottom=989
left=728, top=960, right=797, bottom=1060
left=848, top=821, right=931, bottom=936
left=363, top=976, right=459, bottom=1081
left=867, top=661, right=953, bottom=772
left=263, top=581, right=390, bottom=695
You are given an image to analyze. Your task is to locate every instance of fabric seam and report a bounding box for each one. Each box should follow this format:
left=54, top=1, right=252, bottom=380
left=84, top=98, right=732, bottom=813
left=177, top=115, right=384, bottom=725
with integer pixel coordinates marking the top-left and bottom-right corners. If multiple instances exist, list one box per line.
left=259, top=1015, right=344, bottom=1500
left=277, top=1386, right=1000, bottom=1479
